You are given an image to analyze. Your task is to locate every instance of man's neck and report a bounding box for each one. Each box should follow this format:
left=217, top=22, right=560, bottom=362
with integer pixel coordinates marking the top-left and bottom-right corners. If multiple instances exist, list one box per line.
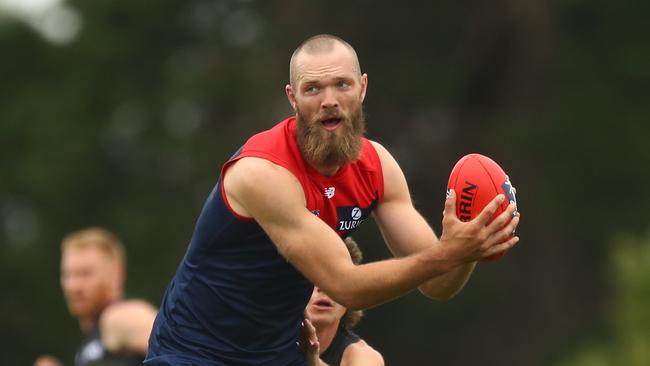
left=78, top=298, right=119, bottom=333
left=310, top=162, right=342, bottom=177
left=316, top=320, right=341, bottom=354
left=78, top=316, right=99, bottom=334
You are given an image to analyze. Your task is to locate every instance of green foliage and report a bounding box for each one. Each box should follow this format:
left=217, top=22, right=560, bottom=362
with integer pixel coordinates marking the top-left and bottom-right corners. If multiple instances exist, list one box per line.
left=1, top=0, right=648, bottom=364
left=556, top=231, right=650, bottom=366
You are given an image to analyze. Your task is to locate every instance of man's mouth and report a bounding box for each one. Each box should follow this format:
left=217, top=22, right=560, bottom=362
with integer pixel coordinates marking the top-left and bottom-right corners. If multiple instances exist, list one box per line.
left=312, top=298, right=334, bottom=310
left=68, top=296, right=86, bottom=305
left=321, top=118, right=342, bottom=131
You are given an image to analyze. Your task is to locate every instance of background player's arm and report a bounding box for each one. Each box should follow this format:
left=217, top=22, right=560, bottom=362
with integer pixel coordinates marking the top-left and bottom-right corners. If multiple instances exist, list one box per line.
left=371, top=141, right=516, bottom=300
left=224, top=157, right=516, bottom=309
left=100, top=299, right=157, bottom=353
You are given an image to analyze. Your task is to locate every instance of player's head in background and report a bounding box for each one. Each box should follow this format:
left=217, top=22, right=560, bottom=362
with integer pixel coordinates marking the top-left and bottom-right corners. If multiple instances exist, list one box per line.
left=285, top=34, right=368, bottom=170
left=306, top=237, right=364, bottom=330
left=60, top=227, right=126, bottom=330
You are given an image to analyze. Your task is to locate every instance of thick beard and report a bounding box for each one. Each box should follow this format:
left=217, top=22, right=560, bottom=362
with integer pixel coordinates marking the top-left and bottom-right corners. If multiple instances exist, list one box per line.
left=296, top=104, right=366, bottom=170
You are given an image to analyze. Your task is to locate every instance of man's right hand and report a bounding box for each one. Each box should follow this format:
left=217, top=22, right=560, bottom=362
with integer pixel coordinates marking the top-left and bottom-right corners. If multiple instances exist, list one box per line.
left=440, top=190, right=520, bottom=264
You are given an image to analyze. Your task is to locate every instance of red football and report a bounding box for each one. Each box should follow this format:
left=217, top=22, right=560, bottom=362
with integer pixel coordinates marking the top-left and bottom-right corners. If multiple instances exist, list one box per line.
left=447, top=153, right=517, bottom=261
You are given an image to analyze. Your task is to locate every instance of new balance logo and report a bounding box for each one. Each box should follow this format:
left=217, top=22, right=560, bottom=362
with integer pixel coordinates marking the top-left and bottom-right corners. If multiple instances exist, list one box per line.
left=324, top=187, right=336, bottom=199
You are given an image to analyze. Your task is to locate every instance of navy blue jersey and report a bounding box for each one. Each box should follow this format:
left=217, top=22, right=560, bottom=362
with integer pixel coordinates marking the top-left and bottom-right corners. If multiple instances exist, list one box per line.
left=146, top=118, right=383, bottom=365
left=320, top=327, right=361, bottom=366
left=145, top=179, right=311, bottom=365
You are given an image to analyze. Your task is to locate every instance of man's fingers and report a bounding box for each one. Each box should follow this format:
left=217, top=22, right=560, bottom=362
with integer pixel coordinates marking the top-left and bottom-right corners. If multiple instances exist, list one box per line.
left=487, top=202, right=518, bottom=232
left=443, top=189, right=457, bottom=219
left=303, top=319, right=320, bottom=353
left=484, top=236, right=519, bottom=258
left=474, top=194, right=505, bottom=226
left=493, top=214, right=520, bottom=243
left=304, top=319, right=316, bottom=333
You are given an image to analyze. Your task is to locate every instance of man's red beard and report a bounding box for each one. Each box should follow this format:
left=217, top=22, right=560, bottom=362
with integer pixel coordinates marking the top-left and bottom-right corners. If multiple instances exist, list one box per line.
left=296, top=103, right=366, bottom=169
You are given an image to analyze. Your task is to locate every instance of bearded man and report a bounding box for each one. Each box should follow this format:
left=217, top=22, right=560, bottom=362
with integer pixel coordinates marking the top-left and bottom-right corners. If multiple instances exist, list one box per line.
left=145, top=34, right=520, bottom=366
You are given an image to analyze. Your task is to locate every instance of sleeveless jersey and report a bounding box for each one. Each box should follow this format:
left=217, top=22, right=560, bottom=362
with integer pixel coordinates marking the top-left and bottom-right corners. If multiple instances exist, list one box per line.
left=145, top=117, right=384, bottom=366
left=75, top=327, right=144, bottom=366
left=320, top=327, right=362, bottom=366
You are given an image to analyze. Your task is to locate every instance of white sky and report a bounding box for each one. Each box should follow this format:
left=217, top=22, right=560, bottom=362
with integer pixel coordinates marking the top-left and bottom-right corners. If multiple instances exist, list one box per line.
left=0, top=0, right=81, bottom=44
left=0, top=0, right=61, bottom=16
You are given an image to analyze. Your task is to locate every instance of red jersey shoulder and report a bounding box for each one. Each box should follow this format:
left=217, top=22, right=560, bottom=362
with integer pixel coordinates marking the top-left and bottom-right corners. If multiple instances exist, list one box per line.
left=231, top=118, right=300, bottom=173
left=356, top=138, right=382, bottom=172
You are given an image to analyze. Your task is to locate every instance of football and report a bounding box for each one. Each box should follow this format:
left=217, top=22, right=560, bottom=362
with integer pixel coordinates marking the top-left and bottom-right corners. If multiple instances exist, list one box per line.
left=447, top=153, right=517, bottom=261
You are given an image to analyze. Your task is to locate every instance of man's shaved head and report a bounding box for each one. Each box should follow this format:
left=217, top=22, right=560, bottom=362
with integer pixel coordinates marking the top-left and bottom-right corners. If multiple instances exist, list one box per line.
left=289, top=34, right=361, bottom=86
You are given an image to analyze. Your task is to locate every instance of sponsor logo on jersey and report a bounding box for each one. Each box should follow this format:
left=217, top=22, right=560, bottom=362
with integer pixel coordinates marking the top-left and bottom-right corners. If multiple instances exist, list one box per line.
left=336, top=194, right=379, bottom=233
left=351, top=207, right=362, bottom=220
left=337, top=207, right=366, bottom=231
left=324, top=187, right=336, bottom=199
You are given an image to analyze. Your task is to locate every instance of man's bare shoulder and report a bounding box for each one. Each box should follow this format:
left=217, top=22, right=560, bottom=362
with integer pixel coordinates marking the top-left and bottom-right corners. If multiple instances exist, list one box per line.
left=341, top=339, right=385, bottom=366
left=102, top=299, right=156, bottom=322
left=368, top=140, right=389, bottom=157
left=224, top=157, right=306, bottom=218
left=100, top=299, right=157, bottom=353
left=368, top=140, right=410, bottom=206
left=368, top=140, right=401, bottom=174
left=226, top=157, right=302, bottom=191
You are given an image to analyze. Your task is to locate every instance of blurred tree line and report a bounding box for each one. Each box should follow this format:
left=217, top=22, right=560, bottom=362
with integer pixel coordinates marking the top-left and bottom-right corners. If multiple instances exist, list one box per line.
left=0, top=0, right=648, bottom=364
left=557, top=231, right=650, bottom=366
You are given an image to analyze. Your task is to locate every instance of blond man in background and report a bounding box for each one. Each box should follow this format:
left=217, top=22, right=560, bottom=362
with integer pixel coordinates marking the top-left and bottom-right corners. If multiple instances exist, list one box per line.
left=34, top=227, right=157, bottom=366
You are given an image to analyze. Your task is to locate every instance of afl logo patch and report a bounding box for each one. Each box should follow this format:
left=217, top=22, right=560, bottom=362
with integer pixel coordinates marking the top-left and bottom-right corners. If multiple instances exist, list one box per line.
left=502, top=175, right=517, bottom=206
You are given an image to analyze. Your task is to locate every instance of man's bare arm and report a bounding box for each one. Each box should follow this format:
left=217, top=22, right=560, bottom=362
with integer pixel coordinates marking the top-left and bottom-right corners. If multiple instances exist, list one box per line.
left=100, top=299, right=157, bottom=353
left=224, top=157, right=516, bottom=309
left=371, top=141, right=518, bottom=300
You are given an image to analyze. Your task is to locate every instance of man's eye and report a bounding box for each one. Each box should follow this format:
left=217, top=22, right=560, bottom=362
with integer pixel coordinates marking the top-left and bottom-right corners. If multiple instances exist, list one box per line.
left=337, top=81, right=349, bottom=88
left=305, top=86, right=318, bottom=93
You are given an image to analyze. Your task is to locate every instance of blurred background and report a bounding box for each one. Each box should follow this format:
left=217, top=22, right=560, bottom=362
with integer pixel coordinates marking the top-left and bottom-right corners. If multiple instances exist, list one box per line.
left=1, top=0, right=649, bottom=365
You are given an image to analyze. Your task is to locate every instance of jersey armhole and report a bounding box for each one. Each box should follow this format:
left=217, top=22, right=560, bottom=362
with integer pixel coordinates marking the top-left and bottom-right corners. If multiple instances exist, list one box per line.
left=365, top=139, right=385, bottom=202
left=219, top=150, right=303, bottom=222
left=219, top=172, right=255, bottom=222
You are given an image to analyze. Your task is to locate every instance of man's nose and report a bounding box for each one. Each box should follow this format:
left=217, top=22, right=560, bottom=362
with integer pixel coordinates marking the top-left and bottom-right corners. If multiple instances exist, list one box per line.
left=321, top=88, right=339, bottom=109
left=63, top=276, right=82, bottom=292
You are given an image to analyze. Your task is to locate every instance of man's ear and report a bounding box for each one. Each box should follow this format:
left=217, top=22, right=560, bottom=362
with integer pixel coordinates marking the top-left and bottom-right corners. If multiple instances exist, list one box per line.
left=360, top=73, right=368, bottom=103
left=285, top=84, right=297, bottom=111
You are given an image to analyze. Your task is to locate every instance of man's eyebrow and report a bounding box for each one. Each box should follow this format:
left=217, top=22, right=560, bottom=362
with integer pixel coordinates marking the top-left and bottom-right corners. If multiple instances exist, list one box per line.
left=302, top=76, right=352, bottom=84
left=300, top=79, right=321, bottom=86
